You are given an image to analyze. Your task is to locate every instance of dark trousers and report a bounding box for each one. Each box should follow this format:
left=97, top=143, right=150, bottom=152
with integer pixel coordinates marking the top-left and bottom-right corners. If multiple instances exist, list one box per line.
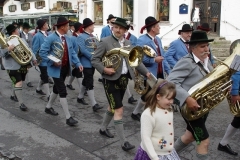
left=82, top=67, right=95, bottom=90
left=72, top=67, right=82, bottom=78
left=39, top=66, right=48, bottom=84
left=231, top=116, right=240, bottom=128
left=7, top=66, right=28, bottom=84
left=52, top=66, right=69, bottom=98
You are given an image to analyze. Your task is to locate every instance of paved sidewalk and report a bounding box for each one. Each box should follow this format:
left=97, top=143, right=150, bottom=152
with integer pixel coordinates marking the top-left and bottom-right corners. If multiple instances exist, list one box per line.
left=0, top=68, right=239, bottom=160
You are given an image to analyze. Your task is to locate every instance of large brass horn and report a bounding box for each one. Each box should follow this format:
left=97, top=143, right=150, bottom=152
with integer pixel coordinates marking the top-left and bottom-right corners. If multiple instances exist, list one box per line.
left=181, top=40, right=240, bottom=121
left=0, top=34, right=33, bottom=65
left=52, top=41, right=64, bottom=60
left=102, top=46, right=144, bottom=70
left=85, top=36, right=99, bottom=54
left=134, top=45, right=156, bottom=95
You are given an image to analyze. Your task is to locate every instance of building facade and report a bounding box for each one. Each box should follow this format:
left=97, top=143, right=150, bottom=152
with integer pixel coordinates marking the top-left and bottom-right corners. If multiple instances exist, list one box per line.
left=2, top=0, right=240, bottom=46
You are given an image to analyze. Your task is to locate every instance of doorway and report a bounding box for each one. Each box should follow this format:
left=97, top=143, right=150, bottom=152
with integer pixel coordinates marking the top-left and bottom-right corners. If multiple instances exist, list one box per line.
left=193, top=0, right=221, bottom=35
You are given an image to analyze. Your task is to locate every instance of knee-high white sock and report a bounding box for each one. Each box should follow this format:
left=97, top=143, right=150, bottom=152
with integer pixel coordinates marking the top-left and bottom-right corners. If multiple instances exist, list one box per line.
left=60, top=98, right=71, bottom=119
left=78, top=85, right=86, bottom=99
left=87, top=90, right=97, bottom=106
left=46, top=92, right=58, bottom=109
left=126, top=85, right=132, bottom=98
left=67, top=76, right=75, bottom=85
left=133, top=98, right=144, bottom=114
left=25, top=73, right=30, bottom=83
left=174, top=137, right=188, bottom=153
left=43, top=83, right=50, bottom=97
left=220, top=124, right=238, bottom=146
left=76, top=78, right=83, bottom=90
left=196, top=153, right=210, bottom=160
left=36, top=79, right=42, bottom=90
left=14, top=87, right=23, bottom=106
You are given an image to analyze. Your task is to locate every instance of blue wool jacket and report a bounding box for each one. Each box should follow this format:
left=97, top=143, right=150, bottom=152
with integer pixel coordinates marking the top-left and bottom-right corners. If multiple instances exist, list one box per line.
left=100, top=25, right=112, bottom=39
left=39, top=32, right=82, bottom=78
left=137, top=34, right=171, bottom=78
left=231, top=71, right=240, bottom=95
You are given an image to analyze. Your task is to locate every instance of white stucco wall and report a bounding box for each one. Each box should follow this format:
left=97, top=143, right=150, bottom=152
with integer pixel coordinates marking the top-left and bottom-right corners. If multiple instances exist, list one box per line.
left=220, top=0, right=240, bottom=42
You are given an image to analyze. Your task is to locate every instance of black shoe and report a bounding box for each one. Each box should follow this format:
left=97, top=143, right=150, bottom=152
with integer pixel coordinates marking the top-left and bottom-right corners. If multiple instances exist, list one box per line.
left=131, top=113, right=141, bottom=121
left=77, top=98, right=88, bottom=105
left=45, top=107, right=58, bottom=116
left=128, top=96, right=137, bottom=104
left=48, top=78, right=54, bottom=84
left=10, top=95, right=18, bottom=102
left=66, top=117, right=78, bottom=126
left=218, top=143, right=238, bottom=156
left=99, top=129, right=114, bottom=138
left=19, top=103, right=28, bottom=111
left=98, top=78, right=103, bottom=82
left=93, top=104, right=103, bottom=112
left=27, top=82, right=33, bottom=87
left=122, top=141, right=135, bottom=151
left=36, top=89, right=46, bottom=95
left=66, top=84, right=75, bottom=90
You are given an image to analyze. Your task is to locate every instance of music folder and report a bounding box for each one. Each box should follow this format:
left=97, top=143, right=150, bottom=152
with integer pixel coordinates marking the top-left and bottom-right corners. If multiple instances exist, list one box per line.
left=47, top=55, right=61, bottom=63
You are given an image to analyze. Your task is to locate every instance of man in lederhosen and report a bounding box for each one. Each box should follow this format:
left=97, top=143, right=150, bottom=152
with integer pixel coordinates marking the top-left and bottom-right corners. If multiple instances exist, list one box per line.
left=39, top=17, right=83, bottom=126
left=0, top=24, right=37, bottom=111
left=167, top=31, right=214, bottom=160
left=66, top=22, right=83, bottom=91
left=131, top=16, right=171, bottom=121
left=20, top=22, right=34, bottom=87
left=32, top=19, right=51, bottom=99
left=92, top=17, right=150, bottom=151
left=77, top=18, right=103, bottom=112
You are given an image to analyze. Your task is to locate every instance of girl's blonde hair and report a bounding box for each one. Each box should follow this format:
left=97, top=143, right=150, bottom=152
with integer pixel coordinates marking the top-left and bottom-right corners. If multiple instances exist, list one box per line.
left=144, top=79, right=176, bottom=115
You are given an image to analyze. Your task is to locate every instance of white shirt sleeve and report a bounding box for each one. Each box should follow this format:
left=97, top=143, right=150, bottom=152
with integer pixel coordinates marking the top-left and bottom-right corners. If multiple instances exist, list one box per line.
left=141, top=113, right=159, bottom=160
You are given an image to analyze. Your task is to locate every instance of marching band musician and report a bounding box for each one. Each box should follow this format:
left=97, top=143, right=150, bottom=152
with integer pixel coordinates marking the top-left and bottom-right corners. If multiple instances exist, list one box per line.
left=167, top=31, right=214, bottom=160
left=92, top=17, right=150, bottom=151
left=39, top=17, right=83, bottom=126
left=131, top=16, right=171, bottom=121
left=20, top=22, right=34, bottom=88
left=0, top=24, right=37, bottom=111
left=76, top=18, right=103, bottom=112
left=66, top=21, right=75, bottom=36
left=217, top=71, right=240, bottom=156
left=32, top=19, right=51, bottom=98
left=66, top=22, right=83, bottom=91
left=66, top=22, right=85, bottom=100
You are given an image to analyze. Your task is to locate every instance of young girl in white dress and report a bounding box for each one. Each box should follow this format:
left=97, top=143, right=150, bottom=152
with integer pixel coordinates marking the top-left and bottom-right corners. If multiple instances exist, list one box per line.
left=134, top=79, right=180, bottom=160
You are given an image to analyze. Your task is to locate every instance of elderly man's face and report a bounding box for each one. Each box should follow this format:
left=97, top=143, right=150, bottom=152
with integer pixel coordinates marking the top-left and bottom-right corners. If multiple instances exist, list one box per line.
left=192, top=42, right=210, bottom=61
left=181, top=31, right=192, bottom=41
left=112, top=24, right=126, bottom=39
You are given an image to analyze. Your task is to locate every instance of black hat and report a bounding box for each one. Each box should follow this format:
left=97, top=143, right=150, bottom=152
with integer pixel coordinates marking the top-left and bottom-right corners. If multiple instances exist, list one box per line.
left=140, top=16, right=160, bottom=34
left=111, top=17, right=129, bottom=29
left=18, top=22, right=23, bottom=27
left=178, top=24, right=193, bottom=35
left=197, top=23, right=212, bottom=32
left=6, top=24, right=17, bottom=35
left=185, top=31, right=214, bottom=44
left=82, top=18, right=95, bottom=28
left=69, top=21, right=76, bottom=26
left=12, top=21, right=18, bottom=26
left=37, top=19, right=46, bottom=29
left=55, top=16, right=69, bottom=27
left=22, top=22, right=31, bottom=29
left=74, top=22, right=82, bottom=31
left=107, top=14, right=115, bottom=21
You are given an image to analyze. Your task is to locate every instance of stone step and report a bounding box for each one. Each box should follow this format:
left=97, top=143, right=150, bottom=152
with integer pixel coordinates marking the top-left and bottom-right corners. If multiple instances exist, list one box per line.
left=210, top=44, right=231, bottom=48
left=211, top=40, right=232, bottom=44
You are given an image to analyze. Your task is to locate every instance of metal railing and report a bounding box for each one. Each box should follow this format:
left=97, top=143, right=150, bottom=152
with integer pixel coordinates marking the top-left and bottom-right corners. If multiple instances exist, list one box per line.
left=160, top=21, right=186, bottom=39
left=222, top=21, right=240, bottom=31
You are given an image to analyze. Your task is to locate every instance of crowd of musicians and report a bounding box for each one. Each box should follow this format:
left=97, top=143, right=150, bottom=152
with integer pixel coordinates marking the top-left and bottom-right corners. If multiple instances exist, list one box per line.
left=0, top=14, right=239, bottom=160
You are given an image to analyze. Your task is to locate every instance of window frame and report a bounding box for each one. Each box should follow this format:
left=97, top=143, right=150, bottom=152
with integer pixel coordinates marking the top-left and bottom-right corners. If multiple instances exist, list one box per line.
left=155, top=0, right=170, bottom=22
left=9, top=5, right=17, bottom=12
left=121, top=0, right=134, bottom=23
left=93, top=0, right=103, bottom=25
left=21, top=3, right=30, bottom=11
left=35, top=1, right=46, bottom=9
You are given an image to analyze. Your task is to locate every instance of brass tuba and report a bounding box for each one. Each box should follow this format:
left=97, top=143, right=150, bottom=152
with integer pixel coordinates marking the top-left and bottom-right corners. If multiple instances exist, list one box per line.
left=0, top=34, right=33, bottom=65
left=134, top=45, right=157, bottom=95
left=181, top=40, right=240, bottom=121
left=102, top=46, right=144, bottom=70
